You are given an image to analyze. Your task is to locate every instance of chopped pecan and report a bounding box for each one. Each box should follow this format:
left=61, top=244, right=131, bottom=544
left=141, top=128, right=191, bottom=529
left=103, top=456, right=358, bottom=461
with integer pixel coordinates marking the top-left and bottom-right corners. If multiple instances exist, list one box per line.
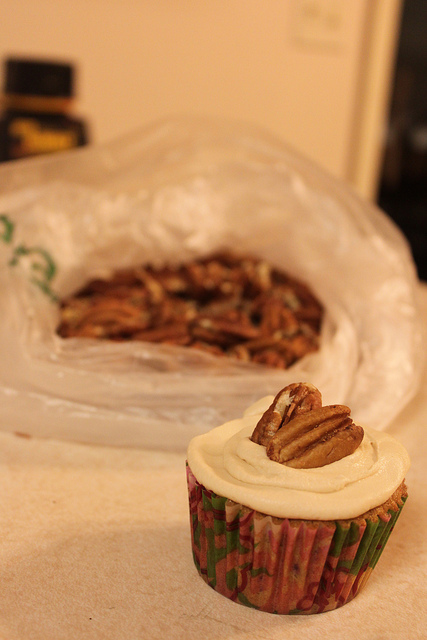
left=252, top=349, right=288, bottom=369
left=197, top=316, right=260, bottom=340
left=256, top=296, right=300, bottom=337
left=57, top=250, right=323, bottom=370
left=227, top=344, right=251, bottom=361
left=243, top=336, right=281, bottom=352
left=154, top=267, right=191, bottom=295
left=286, top=334, right=319, bottom=360
left=190, top=340, right=225, bottom=356
left=133, top=322, right=190, bottom=343
left=58, top=298, right=151, bottom=339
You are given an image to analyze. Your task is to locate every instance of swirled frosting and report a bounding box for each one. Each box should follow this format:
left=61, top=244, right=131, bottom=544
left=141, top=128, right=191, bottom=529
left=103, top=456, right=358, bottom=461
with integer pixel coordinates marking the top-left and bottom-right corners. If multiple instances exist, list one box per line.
left=187, top=395, right=410, bottom=520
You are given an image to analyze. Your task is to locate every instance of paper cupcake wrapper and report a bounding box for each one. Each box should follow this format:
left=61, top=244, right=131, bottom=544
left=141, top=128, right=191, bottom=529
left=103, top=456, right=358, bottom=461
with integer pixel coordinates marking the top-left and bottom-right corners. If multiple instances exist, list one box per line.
left=186, top=464, right=406, bottom=615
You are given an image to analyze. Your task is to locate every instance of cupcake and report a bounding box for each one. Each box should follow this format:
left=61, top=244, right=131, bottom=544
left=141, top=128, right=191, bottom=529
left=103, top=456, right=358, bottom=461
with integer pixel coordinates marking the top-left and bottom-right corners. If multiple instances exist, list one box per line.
left=186, top=382, right=409, bottom=614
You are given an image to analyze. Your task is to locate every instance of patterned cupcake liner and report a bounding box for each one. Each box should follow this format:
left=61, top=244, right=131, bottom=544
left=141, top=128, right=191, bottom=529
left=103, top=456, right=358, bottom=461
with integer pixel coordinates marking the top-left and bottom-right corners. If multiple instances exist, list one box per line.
left=186, top=464, right=406, bottom=614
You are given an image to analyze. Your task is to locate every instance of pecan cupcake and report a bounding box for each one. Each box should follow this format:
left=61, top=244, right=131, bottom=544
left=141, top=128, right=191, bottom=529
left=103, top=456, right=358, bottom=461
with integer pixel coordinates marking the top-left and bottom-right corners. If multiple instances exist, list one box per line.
left=186, top=383, right=409, bottom=614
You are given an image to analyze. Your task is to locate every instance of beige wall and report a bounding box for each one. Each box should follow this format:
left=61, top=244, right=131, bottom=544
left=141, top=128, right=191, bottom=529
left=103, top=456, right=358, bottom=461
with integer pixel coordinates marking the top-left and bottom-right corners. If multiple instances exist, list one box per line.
left=0, top=1, right=402, bottom=199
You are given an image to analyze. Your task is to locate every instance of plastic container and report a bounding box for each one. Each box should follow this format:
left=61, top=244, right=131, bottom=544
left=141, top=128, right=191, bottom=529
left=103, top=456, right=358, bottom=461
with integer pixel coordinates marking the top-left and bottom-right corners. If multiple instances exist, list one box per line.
left=0, top=116, right=423, bottom=450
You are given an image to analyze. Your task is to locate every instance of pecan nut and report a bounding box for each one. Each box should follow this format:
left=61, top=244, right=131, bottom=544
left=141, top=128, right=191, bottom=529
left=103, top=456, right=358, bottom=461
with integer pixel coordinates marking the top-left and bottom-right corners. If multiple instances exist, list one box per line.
left=252, top=384, right=364, bottom=468
left=251, top=382, right=322, bottom=446
left=57, top=251, right=323, bottom=369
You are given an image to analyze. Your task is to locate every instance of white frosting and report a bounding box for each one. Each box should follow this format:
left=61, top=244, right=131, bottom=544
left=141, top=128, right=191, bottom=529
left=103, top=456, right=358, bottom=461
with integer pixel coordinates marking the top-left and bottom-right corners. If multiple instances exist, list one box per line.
left=187, top=395, right=410, bottom=520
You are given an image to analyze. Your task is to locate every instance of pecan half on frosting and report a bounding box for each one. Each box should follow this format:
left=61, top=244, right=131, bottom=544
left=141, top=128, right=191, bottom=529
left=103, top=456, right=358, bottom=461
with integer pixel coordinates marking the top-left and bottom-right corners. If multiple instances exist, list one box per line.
left=251, top=383, right=364, bottom=468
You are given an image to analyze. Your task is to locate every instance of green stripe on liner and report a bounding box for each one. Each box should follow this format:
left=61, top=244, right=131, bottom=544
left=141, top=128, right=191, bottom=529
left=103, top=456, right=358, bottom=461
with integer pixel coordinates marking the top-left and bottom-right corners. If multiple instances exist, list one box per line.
left=226, top=567, right=238, bottom=591
left=212, top=494, right=227, bottom=535
left=205, top=523, right=217, bottom=585
left=346, top=520, right=363, bottom=548
left=349, top=519, right=379, bottom=575
left=329, top=521, right=351, bottom=557
left=370, top=498, right=407, bottom=570
left=202, top=490, right=213, bottom=512
left=204, top=490, right=228, bottom=586
left=225, top=515, right=240, bottom=554
left=364, top=518, right=388, bottom=570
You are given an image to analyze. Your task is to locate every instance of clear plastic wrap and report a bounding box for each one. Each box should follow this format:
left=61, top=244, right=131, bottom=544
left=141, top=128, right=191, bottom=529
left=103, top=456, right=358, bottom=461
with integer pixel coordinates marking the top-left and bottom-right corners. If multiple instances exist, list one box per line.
left=0, top=116, right=423, bottom=449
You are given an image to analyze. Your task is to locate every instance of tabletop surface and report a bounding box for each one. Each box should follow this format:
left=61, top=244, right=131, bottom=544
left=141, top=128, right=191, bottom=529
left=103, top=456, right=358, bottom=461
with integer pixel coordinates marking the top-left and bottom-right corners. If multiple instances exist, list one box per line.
left=1, top=287, right=426, bottom=640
